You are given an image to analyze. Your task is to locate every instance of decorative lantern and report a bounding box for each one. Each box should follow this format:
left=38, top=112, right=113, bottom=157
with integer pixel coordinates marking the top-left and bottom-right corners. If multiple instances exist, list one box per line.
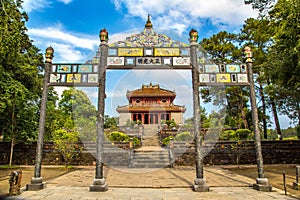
left=45, top=46, right=54, bottom=63
left=99, top=28, right=108, bottom=43
left=189, top=29, right=199, bottom=43
left=244, top=46, right=253, bottom=63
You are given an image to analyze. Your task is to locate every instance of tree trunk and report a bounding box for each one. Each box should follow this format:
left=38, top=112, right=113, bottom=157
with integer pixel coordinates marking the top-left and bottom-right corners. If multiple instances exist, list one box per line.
left=267, top=80, right=282, bottom=139
left=271, top=98, right=282, bottom=139
left=259, top=83, right=268, bottom=139
left=9, top=138, right=14, bottom=166
left=9, top=99, right=16, bottom=166
left=239, top=91, right=248, bottom=129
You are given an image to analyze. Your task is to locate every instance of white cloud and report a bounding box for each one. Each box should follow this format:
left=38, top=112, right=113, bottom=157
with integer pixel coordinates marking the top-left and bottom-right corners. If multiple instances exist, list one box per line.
left=22, top=0, right=51, bottom=12
left=22, top=0, right=73, bottom=12
left=111, top=0, right=257, bottom=34
left=28, top=26, right=98, bottom=50
left=50, top=42, right=86, bottom=62
left=57, top=0, right=73, bottom=4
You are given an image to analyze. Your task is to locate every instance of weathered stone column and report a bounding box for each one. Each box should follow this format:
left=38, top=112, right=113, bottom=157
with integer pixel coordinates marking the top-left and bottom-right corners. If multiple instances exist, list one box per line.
left=190, top=29, right=209, bottom=192
left=90, top=28, right=108, bottom=192
left=26, top=47, right=54, bottom=191
left=244, top=46, right=272, bottom=192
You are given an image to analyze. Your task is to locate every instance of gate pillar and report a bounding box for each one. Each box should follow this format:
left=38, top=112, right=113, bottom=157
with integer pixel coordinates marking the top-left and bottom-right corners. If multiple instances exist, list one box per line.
left=244, top=46, right=272, bottom=191
left=90, top=28, right=108, bottom=192
left=189, top=29, right=209, bottom=192
left=26, top=47, right=53, bottom=191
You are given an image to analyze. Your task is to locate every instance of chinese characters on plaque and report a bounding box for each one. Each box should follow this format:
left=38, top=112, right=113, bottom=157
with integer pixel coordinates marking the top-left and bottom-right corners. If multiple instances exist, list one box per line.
left=107, top=47, right=190, bottom=69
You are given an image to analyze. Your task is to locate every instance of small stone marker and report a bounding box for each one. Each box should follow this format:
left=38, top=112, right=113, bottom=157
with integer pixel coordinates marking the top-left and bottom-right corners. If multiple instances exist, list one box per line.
left=9, top=170, right=22, bottom=195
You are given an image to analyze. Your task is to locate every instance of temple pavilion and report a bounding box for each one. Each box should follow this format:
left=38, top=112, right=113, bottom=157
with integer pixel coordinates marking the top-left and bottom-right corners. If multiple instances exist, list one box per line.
left=117, top=83, right=186, bottom=125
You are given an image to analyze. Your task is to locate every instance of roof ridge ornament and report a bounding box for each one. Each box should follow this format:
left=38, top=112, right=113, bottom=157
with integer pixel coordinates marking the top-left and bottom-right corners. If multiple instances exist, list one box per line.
left=145, top=14, right=153, bottom=29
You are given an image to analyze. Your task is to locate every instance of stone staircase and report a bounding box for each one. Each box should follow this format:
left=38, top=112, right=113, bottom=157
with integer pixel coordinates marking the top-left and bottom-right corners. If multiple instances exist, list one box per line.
left=142, top=124, right=160, bottom=146
left=130, top=147, right=170, bottom=168
left=129, top=125, right=171, bottom=168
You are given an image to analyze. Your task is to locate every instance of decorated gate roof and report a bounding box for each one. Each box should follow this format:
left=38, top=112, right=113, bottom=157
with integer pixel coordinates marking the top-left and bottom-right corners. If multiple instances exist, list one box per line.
left=109, top=15, right=189, bottom=48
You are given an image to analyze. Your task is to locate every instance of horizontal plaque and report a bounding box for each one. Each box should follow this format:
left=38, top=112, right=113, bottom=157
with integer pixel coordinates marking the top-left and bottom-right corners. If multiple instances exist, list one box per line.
left=173, top=57, right=190, bottom=66
left=107, top=57, right=125, bottom=65
left=154, top=48, right=180, bottom=56
left=118, top=48, right=143, bottom=56
left=136, top=57, right=161, bottom=65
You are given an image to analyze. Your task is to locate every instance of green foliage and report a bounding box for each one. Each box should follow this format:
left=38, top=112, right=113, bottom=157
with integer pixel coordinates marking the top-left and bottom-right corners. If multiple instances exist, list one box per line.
left=280, top=127, right=299, bottom=139
left=220, top=129, right=252, bottom=141
left=108, top=131, right=128, bottom=142
left=106, top=131, right=140, bottom=146
left=104, top=115, right=118, bottom=129
left=125, top=119, right=136, bottom=127
left=53, top=128, right=81, bottom=166
left=175, top=132, right=193, bottom=141
left=236, top=129, right=252, bottom=140
left=297, top=126, right=300, bottom=140
left=162, top=136, right=174, bottom=146
left=162, top=132, right=193, bottom=145
left=161, top=119, right=177, bottom=129
left=220, top=130, right=236, bottom=141
left=0, top=0, right=43, bottom=164
left=44, top=88, right=97, bottom=141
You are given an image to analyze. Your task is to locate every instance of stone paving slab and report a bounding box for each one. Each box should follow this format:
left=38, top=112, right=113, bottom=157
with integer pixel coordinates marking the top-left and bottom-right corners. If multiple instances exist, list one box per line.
left=5, top=186, right=296, bottom=200
left=2, top=166, right=299, bottom=200
left=47, top=166, right=254, bottom=188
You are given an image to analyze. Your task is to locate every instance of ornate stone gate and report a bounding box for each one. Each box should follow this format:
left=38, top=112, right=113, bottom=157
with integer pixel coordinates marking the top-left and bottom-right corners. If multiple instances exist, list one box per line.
left=26, top=16, right=271, bottom=192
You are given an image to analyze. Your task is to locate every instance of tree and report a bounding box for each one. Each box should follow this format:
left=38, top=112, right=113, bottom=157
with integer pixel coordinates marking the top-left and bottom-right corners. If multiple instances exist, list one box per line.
left=199, top=31, right=240, bottom=64
left=0, top=0, right=43, bottom=165
left=239, top=17, right=282, bottom=139
left=0, top=69, right=38, bottom=165
left=244, top=0, right=276, bottom=14
left=267, top=0, right=300, bottom=128
left=104, top=115, right=118, bottom=130
left=53, top=127, right=81, bottom=166
left=58, top=88, right=97, bottom=141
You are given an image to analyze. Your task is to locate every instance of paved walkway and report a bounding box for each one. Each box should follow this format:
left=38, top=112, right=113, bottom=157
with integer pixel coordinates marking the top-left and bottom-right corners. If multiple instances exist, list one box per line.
left=4, top=166, right=298, bottom=200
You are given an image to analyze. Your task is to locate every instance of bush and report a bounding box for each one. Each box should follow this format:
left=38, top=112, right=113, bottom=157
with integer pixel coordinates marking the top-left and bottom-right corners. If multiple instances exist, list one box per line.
left=220, top=130, right=236, bottom=141
left=175, top=132, right=193, bottom=141
left=53, top=129, right=81, bottom=166
left=162, top=136, right=174, bottom=146
left=108, top=131, right=129, bottom=142
left=107, top=131, right=140, bottom=146
left=236, top=129, right=251, bottom=140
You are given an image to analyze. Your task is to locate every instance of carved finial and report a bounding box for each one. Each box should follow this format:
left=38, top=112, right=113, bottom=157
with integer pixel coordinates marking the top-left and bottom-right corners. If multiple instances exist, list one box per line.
left=99, top=28, right=109, bottom=43
left=145, top=14, right=153, bottom=29
left=45, top=46, right=54, bottom=63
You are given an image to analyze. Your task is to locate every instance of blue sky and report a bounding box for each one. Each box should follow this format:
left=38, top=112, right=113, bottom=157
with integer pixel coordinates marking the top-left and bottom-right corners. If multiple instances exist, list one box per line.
left=21, top=0, right=292, bottom=128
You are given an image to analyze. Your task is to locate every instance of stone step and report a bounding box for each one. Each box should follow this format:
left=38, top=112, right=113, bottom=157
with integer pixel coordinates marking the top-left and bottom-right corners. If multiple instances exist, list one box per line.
left=130, top=148, right=170, bottom=168
left=130, top=163, right=168, bottom=168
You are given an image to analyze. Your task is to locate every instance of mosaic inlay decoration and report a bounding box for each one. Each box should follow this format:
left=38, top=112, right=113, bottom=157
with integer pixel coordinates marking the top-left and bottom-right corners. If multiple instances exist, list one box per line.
left=49, top=64, right=99, bottom=86
left=199, top=64, right=249, bottom=86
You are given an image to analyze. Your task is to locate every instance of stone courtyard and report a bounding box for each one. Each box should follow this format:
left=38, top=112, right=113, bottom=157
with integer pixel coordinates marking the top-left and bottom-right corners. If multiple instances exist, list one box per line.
left=4, top=166, right=298, bottom=200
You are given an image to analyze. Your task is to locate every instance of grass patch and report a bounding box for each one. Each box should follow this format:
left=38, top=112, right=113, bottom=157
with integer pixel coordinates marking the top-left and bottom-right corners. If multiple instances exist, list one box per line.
left=0, top=165, right=20, bottom=170
left=283, top=136, right=299, bottom=140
